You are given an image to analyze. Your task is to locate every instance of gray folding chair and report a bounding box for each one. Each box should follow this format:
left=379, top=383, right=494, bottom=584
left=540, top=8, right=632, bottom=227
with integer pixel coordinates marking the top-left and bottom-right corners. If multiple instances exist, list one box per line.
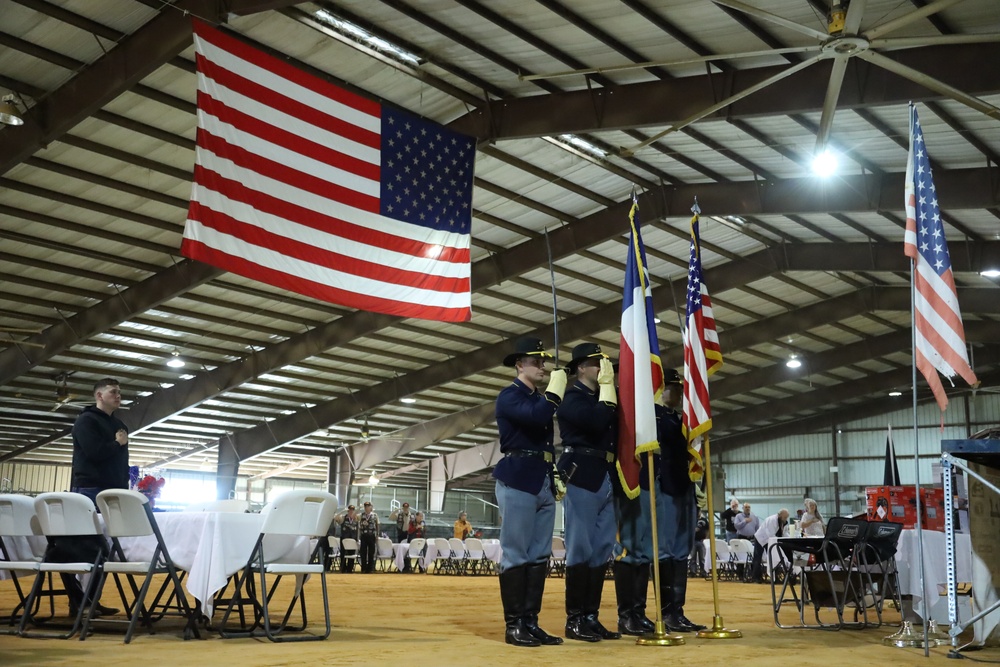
left=83, top=489, right=200, bottom=643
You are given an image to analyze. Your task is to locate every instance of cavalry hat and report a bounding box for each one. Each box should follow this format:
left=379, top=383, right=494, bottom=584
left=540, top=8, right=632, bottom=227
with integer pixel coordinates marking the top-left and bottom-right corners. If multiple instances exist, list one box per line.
left=567, top=342, right=610, bottom=374
left=664, top=367, right=683, bottom=385
left=502, top=336, right=553, bottom=367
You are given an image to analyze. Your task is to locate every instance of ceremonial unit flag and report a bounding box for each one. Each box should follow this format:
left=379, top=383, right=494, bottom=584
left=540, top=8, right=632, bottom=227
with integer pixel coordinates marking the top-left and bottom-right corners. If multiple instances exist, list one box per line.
left=682, top=209, right=722, bottom=482
left=903, top=104, right=978, bottom=410
left=616, top=198, right=664, bottom=499
left=181, top=20, right=475, bottom=322
left=883, top=425, right=901, bottom=486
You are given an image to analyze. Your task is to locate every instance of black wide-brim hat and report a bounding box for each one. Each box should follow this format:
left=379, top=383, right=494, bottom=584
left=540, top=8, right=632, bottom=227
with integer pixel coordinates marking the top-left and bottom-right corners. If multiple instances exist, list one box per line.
left=503, top=336, right=553, bottom=367
left=567, top=342, right=610, bottom=374
left=664, top=367, right=683, bottom=385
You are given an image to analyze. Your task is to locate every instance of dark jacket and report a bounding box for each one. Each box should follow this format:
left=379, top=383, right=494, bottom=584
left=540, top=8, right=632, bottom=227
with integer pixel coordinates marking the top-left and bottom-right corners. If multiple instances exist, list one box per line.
left=556, top=380, right=616, bottom=492
left=493, top=379, right=557, bottom=495
left=656, top=403, right=693, bottom=497
left=71, top=405, right=129, bottom=490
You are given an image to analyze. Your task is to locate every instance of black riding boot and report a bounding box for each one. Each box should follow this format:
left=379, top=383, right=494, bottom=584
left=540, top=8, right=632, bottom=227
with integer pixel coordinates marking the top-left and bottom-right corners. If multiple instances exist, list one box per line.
left=585, top=565, right=620, bottom=639
left=565, top=564, right=600, bottom=641
left=659, top=559, right=689, bottom=632
left=634, top=562, right=656, bottom=632
left=673, top=558, right=707, bottom=631
left=499, top=566, right=540, bottom=647
left=523, top=562, right=563, bottom=645
left=613, top=561, right=643, bottom=635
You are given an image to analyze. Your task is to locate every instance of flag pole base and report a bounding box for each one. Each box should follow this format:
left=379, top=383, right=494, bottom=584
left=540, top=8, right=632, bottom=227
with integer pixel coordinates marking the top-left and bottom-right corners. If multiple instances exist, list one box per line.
left=696, top=614, right=742, bottom=639
left=635, top=621, right=686, bottom=646
left=882, top=620, right=925, bottom=648
left=925, top=620, right=951, bottom=646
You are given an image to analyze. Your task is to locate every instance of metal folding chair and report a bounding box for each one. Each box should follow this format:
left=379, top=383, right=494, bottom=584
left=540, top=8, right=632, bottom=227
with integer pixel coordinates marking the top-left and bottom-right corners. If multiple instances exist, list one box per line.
left=854, top=521, right=903, bottom=628
left=84, top=489, right=200, bottom=643
left=218, top=490, right=337, bottom=641
left=770, top=516, right=868, bottom=630
left=0, top=494, right=47, bottom=633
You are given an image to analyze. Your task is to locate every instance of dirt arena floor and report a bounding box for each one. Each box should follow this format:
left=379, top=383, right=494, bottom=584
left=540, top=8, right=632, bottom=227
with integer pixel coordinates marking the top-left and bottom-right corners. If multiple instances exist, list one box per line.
left=0, top=571, right=995, bottom=667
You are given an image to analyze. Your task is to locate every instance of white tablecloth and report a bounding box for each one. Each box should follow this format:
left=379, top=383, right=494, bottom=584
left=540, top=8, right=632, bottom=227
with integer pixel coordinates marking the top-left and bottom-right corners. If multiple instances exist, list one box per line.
left=117, top=511, right=309, bottom=616
left=896, top=529, right=972, bottom=623
left=483, top=539, right=502, bottom=564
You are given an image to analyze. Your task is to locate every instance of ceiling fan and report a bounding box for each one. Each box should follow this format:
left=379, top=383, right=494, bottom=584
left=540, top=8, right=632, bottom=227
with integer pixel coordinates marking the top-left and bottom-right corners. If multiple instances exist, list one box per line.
left=577, top=0, right=1000, bottom=156
left=328, top=414, right=414, bottom=445
left=0, top=371, right=84, bottom=411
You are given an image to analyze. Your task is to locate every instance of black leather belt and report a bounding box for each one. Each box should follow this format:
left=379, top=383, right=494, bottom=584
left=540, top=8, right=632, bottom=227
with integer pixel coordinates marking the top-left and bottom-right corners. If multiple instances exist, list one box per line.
left=563, top=446, right=614, bottom=463
left=505, top=449, right=554, bottom=463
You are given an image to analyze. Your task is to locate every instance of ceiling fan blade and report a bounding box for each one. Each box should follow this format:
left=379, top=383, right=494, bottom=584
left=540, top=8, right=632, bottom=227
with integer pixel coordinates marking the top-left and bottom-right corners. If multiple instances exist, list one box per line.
left=622, top=54, right=824, bottom=155
left=711, top=0, right=830, bottom=41
left=842, top=0, right=869, bottom=35
left=815, top=55, right=850, bottom=152
left=857, top=50, right=1000, bottom=120
left=865, top=0, right=967, bottom=40
left=519, top=45, right=822, bottom=81
left=871, top=33, right=1000, bottom=50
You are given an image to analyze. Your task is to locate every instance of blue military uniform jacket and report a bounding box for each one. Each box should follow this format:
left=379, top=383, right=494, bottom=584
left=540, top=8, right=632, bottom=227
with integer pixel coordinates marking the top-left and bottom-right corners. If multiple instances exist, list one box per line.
left=493, top=378, right=557, bottom=495
left=556, top=380, right=616, bottom=493
left=656, top=403, right=693, bottom=497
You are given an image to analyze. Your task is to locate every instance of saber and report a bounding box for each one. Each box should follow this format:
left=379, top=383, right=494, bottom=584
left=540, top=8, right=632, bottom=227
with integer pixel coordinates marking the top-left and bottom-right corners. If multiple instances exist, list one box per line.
left=544, top=226, right=559, bottom=365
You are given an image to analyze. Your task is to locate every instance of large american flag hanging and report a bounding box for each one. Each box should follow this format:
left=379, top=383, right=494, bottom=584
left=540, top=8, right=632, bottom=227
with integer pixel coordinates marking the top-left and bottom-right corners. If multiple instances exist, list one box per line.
left=616, top=198, right=664, bottom=499
left=181, top=20, right=475, bottom=322
left=683, top=207, right=722, bottom=482
left=903, top=104, right=978, bottom=411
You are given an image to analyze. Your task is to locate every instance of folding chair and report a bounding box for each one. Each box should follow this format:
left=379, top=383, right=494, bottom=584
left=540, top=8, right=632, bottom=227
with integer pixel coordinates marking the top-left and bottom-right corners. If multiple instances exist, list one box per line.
left=448, top=538, right=468, bottom=575
left=0, top=494, right=47, bottom=633
left=19, top=492, right=108, bottom=639
left=403, top=538, right=426, bottom=573
left=770, top=516, right=868, bottom=630
left=218, top=490, right=338, bottom=641
left=84, top=490, right=200, bottom=643
left=465, top=538, right=490, bottom=575
left=431, top=539, right=453, bottom=574
left=727, top=539, right=754, bottom=582
left=549, top=536, right=566, bottom=577
left=340, top=537, right=360, bottom=573
left=375, top=537, right=394, bottom=572
left=855, top=521, right=903, bottom=628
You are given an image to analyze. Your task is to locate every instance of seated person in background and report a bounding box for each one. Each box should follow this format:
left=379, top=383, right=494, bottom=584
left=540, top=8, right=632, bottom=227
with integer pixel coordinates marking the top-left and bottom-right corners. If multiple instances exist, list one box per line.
left=454, top=511, right=473, bottom=540
left=690, top=511, right=709, bottom=576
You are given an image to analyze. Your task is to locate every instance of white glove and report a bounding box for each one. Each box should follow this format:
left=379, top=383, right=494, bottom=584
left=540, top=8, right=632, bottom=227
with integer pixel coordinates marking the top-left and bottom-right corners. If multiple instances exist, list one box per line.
left=545, top=368, right=568, bottom=403
left=599, top=383, right=617, bottom=406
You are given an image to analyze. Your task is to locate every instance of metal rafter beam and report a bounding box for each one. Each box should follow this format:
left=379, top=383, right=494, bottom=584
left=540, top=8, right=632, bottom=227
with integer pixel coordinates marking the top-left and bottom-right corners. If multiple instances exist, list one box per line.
left=221, top=241, right=1000, bottom=466
left=0, top=0, right=308, bottom=176
left=716, top=367, right=1000, bottom=451
left=0, top=259, right=222, bottom=386
left=714, top=345, right=1000, bottom=434
left=447, top=44, right=1000, bottom=140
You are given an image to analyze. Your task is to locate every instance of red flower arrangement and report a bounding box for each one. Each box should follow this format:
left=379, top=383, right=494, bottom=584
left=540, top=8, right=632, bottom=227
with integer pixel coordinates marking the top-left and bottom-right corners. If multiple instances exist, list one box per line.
left=136, top=475, right=166, bottom=499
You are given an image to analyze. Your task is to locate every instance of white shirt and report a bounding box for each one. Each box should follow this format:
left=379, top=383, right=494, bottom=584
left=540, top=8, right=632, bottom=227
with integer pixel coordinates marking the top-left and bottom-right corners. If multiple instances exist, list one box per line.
left=755, top=513, right=790, bottom=546
left=800, top=511, right=825, bottom=537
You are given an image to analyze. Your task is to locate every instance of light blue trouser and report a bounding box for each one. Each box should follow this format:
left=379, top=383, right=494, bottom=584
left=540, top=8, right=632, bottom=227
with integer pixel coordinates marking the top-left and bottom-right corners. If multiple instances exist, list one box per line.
left=656, top=488, right=697, bottom=560
left=564, top=475, right=615, bottom=567
left=496, top=480, right=555, bottom=572
left=615, top=489, right=653, bottom=565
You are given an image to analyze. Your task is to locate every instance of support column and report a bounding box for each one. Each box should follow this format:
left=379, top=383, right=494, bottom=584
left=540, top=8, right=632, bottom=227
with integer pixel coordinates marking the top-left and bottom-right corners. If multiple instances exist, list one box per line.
left=429, top=456, right=446, bottom=513
left=831, top=424, right=841, bottom=517
left=216, top=435, right=240, bottom=501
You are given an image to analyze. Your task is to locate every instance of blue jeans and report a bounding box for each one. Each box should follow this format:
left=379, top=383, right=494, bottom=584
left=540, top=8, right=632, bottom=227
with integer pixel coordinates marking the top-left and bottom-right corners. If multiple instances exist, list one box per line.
left=496, top=480, right=555, bottom=571
left=563, top=476, right=615, bottom=567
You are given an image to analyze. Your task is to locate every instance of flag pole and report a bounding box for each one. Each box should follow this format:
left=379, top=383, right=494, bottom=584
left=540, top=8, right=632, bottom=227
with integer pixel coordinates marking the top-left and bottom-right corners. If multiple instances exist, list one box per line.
left=636, top=450, right=685, bottom=646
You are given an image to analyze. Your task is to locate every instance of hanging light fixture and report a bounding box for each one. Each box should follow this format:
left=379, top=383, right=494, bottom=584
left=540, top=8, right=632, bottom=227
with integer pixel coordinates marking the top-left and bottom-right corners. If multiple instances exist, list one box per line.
left=166, top=348, right=185, bottom=368
left=786, top=355, right=802, bottom=369
left=0, top=94, right=25, bottom=126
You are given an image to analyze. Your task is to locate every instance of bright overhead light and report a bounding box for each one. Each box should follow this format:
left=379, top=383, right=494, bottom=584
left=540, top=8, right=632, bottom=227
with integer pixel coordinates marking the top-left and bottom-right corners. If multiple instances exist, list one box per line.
left=166, top=349, right=184, bottom=368
left=368, top=474, right=380, bottom=486
left=653, top=317, right=661, bottom=324
left=400, top=397, right=417, bottom=404
left=889, top=391, right=903, bottom=397
left=313, top=9, right=423, bottom=65
left=980, top=269, right=1000, bottom=278
left=786, top=356, right=802, bottom=369
left=811, top=149, right=838, bottom=178
left=556, top=133, right=608, bottom=158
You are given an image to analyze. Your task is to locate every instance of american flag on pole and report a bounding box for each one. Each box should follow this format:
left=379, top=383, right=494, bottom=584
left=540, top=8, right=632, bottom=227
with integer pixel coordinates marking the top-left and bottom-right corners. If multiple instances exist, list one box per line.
left=903, top=103, right=978, bottom=411
left=181, top=20, right=475, bottom=322
left=683, top=205, right=722, bottom=482
left=616, top=197, right=664, bottom=499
